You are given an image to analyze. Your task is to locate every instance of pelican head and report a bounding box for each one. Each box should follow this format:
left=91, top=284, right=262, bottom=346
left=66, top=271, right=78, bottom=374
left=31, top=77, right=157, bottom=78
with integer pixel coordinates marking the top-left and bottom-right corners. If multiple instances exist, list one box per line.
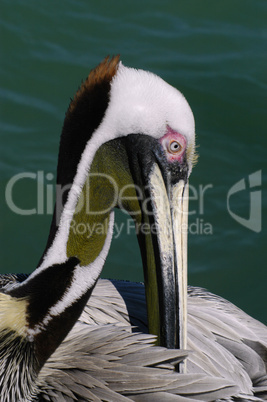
left=42, top=55, right=196, bottom=352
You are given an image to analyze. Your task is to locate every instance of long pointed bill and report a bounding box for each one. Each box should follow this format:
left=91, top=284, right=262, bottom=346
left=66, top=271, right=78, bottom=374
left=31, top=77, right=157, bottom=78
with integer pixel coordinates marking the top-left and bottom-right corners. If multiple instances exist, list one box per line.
left=72, top=134, right=189, bottom=372
left=171, top=179, right=188, bottom=372
left=143, top=163, right=188, bottom=373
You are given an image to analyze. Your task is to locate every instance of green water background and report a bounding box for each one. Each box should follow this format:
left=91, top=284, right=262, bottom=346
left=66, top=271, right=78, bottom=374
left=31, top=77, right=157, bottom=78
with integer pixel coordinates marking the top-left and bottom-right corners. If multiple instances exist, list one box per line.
left=0, top=0, right=266, bottom=323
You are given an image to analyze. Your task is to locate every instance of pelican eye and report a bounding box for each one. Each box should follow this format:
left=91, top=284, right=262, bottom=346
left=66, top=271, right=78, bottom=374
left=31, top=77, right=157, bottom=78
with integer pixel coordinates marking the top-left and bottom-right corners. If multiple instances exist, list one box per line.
left=168, top=140, right=181, bottom=154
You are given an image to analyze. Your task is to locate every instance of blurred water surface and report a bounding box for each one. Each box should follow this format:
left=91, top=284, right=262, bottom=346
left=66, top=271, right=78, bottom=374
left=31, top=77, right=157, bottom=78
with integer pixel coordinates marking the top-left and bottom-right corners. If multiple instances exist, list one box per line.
left=0, top=0, right=266, bottom=323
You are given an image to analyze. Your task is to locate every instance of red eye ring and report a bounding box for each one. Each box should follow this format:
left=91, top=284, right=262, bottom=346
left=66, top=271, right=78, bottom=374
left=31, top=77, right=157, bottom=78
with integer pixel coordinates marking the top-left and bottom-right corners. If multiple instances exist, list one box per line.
left=168, top=140, right=181, bottom=154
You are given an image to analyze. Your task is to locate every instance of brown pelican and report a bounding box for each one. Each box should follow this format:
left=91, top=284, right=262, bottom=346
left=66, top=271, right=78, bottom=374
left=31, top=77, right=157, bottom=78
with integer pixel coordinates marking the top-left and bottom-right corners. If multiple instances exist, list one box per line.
left=1, top=56, right=266, bottom=401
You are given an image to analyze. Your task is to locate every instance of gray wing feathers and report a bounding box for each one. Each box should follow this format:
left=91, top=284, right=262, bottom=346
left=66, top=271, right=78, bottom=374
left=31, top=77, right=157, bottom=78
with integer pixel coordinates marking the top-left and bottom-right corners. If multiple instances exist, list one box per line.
left=80, top=280, right=267, bottom=399
left=2, top=276, right=266, bottom=400
left=39, top=324, right=238, bottom=401
left=187, top=287, right=267, bottom=397
left=81, top=279, right=148, bottom=332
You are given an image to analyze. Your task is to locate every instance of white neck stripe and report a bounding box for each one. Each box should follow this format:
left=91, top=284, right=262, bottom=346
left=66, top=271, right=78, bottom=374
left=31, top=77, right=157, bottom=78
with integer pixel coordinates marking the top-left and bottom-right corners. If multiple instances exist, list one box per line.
left=27, top=211, right=114, bottom=338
